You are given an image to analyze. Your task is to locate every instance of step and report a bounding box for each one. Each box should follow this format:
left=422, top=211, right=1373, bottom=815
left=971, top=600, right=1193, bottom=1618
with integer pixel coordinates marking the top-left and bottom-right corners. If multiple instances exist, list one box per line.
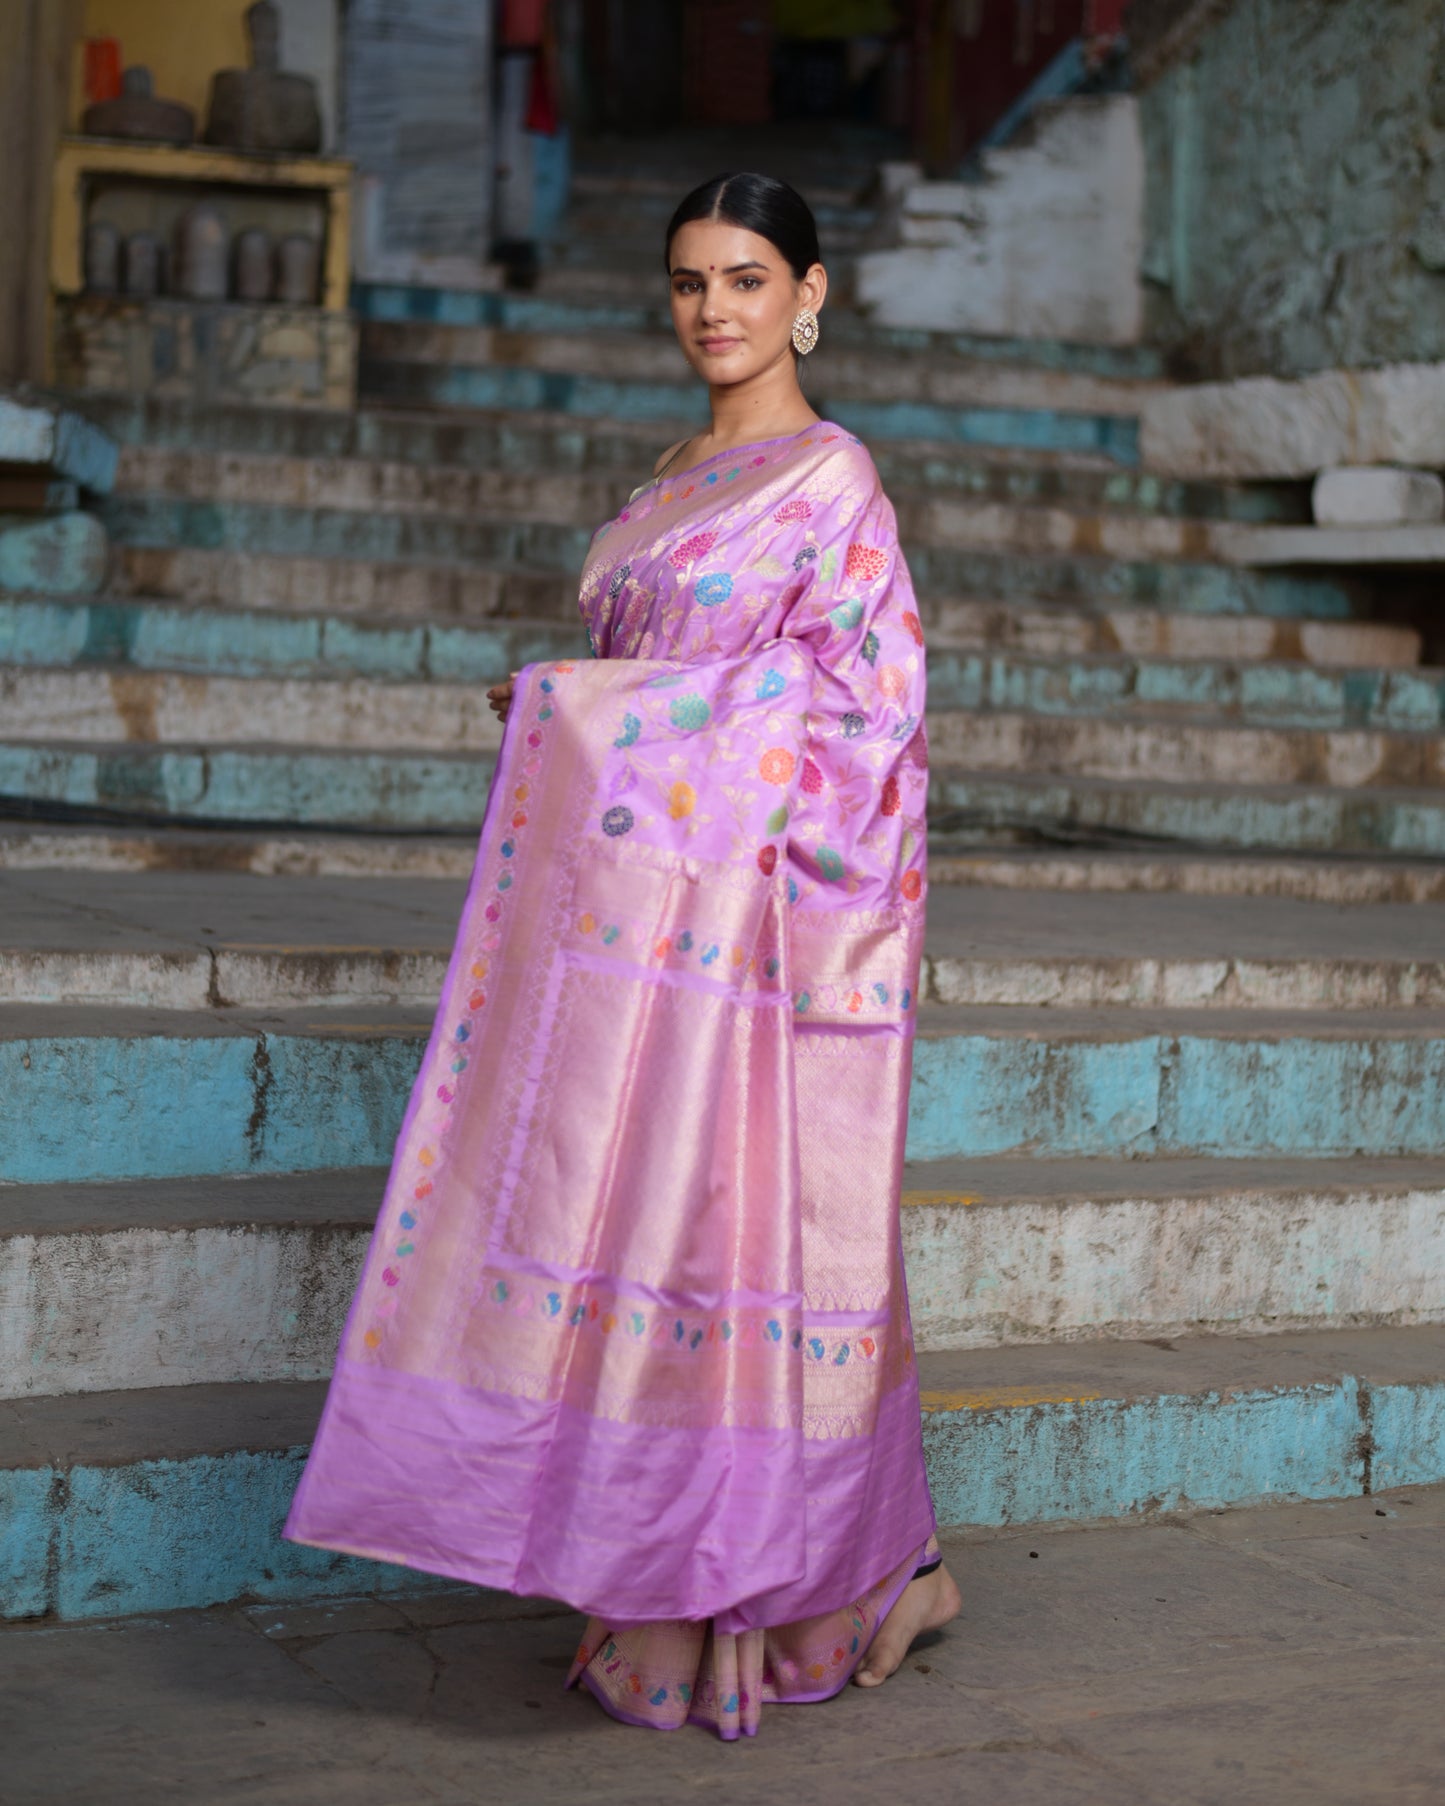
left=10, top=701, right=1445, bottom=828
left=114, top=546, right=567, bottom=619
left=5, top=1326, right=1442, bottom=1618
left=0, top=669, right=504, bottom=754
left=14, top=736, right=1445, bottom=848
left=97, top=495, right=593, bottom=576
left=9, top=872, right=1445, bottom=1015
left=5, top=1157, right=1443, bottom=1398
left=928, top=650, right=1445, bottom=733
left=358, top=359, right=1142, bottom=463
left=1, top=591, right=1418, bottom=682
left=926, top=848, right=1445, bottom=905
left=96, top=396, right=1294, bottom=519
left=354, top=279, right=1173, bottom=384
left=8, top=1002, right=1445, bottom=1183
left=927, top=709, right=1445, bottom=790
left=356, top=320, right=1160, bottom=418
left=0, top=822, right=481, bottom=879
left=111, top=441, right=1308, bottom=532
left=3, top=608, right=1432, bottom=734
left=98, top=476, right=1365, bottom=624
left=8, top=821, right=1445, bottom=901
left=0, top=595, right=588, bottom=684
left=101, top=516, right=1360, bottom=623
left=929, top=770, right=1445, bottom=857
left=0, top=741, right=495, bottom=830
left=0, top=512, right=110, bottom=599
left=0, top=392, right=118, bottom=494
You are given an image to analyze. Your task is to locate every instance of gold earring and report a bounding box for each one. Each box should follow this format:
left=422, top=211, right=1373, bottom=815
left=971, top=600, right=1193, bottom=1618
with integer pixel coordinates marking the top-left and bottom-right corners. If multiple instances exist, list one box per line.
left=791, top=308, right=819, bottom=356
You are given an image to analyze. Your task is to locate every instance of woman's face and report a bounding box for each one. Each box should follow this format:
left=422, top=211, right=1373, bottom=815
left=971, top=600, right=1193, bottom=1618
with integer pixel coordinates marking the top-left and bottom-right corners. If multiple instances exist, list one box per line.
left=667, top=218, right=825, bottom=387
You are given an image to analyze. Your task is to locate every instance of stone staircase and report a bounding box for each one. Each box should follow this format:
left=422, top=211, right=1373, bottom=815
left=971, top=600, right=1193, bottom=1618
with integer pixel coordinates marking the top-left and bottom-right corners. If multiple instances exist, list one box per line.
left=3, top=146, right=1445, bottom=1625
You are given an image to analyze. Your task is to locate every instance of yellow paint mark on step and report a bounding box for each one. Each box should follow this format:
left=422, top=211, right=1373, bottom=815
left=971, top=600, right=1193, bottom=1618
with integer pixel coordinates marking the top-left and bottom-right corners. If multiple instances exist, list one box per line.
left=902, top=1190, right=984, bottom=1208
left=920, top=1386, right=1105, bottom=1412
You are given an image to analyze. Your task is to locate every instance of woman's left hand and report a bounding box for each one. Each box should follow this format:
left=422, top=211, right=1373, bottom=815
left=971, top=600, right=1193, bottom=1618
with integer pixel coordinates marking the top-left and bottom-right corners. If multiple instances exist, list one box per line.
left=487, top=672, right=520, bottom=723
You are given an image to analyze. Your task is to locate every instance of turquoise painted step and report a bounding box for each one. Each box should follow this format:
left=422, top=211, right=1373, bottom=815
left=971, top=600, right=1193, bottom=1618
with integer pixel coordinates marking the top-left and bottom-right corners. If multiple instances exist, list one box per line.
left=0, top=596, right=587, bottom=684
left=98, top=497, right=593, bottom=573
left=357, top=360, right=1143, bottom=464
left=5, top=1328, right=1442, bottom=1618
left=927, top=771, right=1445, bottom=858
left=352, top=280, right=1173, bottom=383
left=0, top=513, right=109, bottom=599
left=84, top=395, right=1303, bottom=524
left=96, top=497, right=1354, bottom=621
left=12, top=741, right=1445, bottom=853
left=906, top=546, right=1355, bottom=620
left=926, top=650, right=1445, bottom=732
left=7, top=1005, right=1445, bottom=1183
left=3, top=597, right=1435, bottom=733
left=0, top=743, right=495, bottom=831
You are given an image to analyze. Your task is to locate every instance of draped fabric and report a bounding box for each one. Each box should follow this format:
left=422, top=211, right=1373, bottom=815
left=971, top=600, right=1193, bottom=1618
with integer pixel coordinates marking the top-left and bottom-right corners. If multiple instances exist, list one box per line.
left=286, top=422, right=937, bottom=1737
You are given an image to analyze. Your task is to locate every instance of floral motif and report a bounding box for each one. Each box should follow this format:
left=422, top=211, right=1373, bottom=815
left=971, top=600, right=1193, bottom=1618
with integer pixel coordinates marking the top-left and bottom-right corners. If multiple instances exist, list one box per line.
left=901, top=869, right=922, bottom=900
left=845, top=544, right=888, bottom=582
left=669, top=693, right=711, bottom=731
left=816, top=846, right=845, bottom=882
left=840, top=712, right=865, bottom=738
left=756, top=668, right=787, bottom=700
left=667, top=781, right=696, bottom=819
left=607, top=563, right=632, bottom=600
left=902, top=610, right=925, bottom=647
left=669, top=531, right=718, bottom=568
left=695, top=572, right=734, bottom=607
left=827, top=599, right=864, bottom=632
left=792, top=545, right=818, bottom=571
left=774, top=499, right=812, bottom=522
left=800, top=757, right=824, bottom=795
left=602, top=805, right=635, bottom=837
left=878, top=664, right=908, bottom=700
left=881, top=773, right=902, bottom=816
left=759, top=747, right=796, bottom=786
left=862, top=629, right=880, bottom=665
left=613, top=712, right=641, bottom=749
left=758, top=845, right=778, bottom=875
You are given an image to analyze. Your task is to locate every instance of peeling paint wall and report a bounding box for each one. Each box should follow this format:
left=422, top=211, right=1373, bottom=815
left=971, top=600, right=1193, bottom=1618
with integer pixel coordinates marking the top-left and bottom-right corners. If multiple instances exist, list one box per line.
left=1139, top=0, right=1445, bottom=378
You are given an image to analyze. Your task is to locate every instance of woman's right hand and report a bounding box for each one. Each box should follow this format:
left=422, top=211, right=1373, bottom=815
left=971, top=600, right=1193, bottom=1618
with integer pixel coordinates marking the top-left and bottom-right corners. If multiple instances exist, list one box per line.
left=487, top=671, right=520, bottom=724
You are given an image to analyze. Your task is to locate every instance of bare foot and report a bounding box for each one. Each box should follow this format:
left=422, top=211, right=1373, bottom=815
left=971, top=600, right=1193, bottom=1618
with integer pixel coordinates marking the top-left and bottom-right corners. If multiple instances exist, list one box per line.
left=853, top=1563, right=962, bottom=1687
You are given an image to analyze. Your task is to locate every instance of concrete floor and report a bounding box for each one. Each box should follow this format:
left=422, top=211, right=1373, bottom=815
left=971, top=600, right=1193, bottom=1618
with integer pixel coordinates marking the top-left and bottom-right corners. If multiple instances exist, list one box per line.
left=5, top=1487, right=1443, bottom=1805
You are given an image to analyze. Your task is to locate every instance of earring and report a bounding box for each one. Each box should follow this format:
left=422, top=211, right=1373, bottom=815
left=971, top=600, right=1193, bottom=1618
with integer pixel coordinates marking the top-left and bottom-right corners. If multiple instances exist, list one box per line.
left=791, top=308, right=820, bottom=356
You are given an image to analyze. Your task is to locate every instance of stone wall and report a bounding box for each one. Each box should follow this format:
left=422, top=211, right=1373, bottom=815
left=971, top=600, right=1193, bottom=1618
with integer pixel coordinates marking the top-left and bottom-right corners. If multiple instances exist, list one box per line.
left=1137, top=0, right=1445, bottom=378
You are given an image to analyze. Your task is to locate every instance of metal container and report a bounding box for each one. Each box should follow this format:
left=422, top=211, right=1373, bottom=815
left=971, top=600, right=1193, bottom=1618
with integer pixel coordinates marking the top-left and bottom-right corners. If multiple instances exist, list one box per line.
left=275, top=233, right=321, bottom=306
left=173, top=204, right=229, bottom=301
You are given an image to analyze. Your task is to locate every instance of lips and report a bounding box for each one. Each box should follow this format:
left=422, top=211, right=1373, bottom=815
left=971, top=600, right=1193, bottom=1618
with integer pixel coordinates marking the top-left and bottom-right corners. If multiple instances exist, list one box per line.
left=698, top=337, right=741, bottom=352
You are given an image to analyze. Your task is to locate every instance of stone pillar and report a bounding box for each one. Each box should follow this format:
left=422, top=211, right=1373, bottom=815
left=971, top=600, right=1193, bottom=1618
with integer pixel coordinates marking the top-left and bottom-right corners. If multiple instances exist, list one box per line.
left=0, top=0, right=84, bottom=386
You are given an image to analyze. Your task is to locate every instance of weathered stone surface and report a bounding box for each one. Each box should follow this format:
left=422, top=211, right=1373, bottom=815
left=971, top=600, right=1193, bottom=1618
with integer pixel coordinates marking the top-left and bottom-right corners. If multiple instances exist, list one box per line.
left=1139, top=0, right=1445, bottom=379
left=856, top=97, right=1145, bottom=345
left=53, top=297, right=357, bottom=412
left=0, top=394, right=118, bottom=493
left=1142, top=362, right=1445, bottom=479
left=1313, top=465, right=1445, bottom=525
left=0, top=513, right=109, bottom=596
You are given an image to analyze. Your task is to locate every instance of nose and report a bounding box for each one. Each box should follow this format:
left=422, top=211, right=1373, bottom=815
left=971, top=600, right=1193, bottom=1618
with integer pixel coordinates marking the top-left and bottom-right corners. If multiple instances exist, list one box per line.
left=699, top=282, right=730, bottom=323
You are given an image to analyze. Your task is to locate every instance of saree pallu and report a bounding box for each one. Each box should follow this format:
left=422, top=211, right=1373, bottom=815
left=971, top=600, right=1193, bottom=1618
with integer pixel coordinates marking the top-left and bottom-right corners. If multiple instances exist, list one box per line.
left=286, top=423, right=937, bottom=1738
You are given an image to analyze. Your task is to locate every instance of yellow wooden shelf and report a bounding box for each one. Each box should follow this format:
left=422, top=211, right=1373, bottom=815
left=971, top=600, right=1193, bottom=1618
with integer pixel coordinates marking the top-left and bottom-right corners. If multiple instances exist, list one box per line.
left=51, top=135, right=353, bottom=312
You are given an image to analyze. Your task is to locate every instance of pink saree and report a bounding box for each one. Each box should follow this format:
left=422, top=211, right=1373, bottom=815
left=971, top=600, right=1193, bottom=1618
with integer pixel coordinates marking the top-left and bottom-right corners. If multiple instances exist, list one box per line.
left=285, top=421, right=938, bottom=1738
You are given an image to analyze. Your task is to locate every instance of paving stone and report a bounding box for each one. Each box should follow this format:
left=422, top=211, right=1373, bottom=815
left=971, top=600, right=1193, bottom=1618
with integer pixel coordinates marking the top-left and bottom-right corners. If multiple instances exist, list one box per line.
left=2, top=1495, right=1441, bottom=1804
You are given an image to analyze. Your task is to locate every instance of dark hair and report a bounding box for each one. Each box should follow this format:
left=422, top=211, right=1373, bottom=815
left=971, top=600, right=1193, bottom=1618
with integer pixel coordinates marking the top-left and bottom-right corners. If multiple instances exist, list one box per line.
left=663, top=172, right=822, bottom=279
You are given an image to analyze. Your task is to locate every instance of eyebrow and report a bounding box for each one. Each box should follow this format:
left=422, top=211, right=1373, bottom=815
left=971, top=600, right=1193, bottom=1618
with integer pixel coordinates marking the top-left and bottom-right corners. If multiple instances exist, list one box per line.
left=669, top=261, right=770, bottom=277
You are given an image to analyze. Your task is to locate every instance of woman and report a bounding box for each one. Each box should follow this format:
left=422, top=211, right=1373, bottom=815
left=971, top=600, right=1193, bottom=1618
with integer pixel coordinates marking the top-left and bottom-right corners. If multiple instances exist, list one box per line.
left=286, top=172, right=960, bottom=1739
